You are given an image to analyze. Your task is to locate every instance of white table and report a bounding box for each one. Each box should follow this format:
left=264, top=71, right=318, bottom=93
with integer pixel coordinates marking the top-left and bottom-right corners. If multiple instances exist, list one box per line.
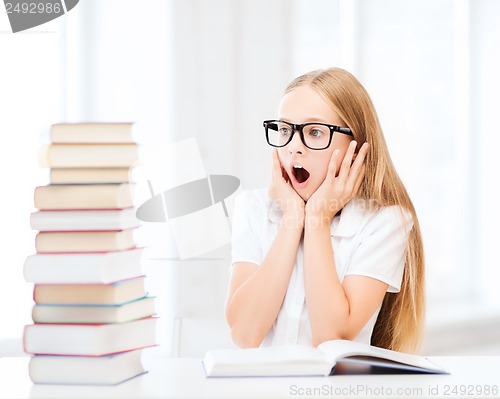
left=1, top=356, right=499, bottom=398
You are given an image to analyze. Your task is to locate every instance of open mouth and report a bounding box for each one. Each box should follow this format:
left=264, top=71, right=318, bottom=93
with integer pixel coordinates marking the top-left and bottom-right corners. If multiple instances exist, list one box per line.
left=292, top=165, right=310, bottom=184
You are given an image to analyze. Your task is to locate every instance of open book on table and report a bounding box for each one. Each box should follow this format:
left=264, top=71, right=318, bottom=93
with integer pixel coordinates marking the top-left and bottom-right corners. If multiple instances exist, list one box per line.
left=203, top=340, right=448, bottom=377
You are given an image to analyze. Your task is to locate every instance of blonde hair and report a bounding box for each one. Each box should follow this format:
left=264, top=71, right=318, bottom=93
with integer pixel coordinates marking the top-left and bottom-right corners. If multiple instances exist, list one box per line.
left=286, top=68, right=425, bottom=354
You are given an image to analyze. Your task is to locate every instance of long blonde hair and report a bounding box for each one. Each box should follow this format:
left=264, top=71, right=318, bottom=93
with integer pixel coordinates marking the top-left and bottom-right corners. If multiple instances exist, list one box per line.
left=286, top=68, right=425, bottom=354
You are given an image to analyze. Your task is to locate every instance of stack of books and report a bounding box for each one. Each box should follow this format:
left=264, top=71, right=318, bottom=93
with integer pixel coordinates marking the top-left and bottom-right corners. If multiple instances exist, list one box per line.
left=23, top=123, right=157, bottom=385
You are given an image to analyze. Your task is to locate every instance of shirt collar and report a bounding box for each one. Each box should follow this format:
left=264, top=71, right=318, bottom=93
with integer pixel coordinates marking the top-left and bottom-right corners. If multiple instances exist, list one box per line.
left=332, top=198, right=367, bottom=237
left=267, top=196, right=367, bottom=238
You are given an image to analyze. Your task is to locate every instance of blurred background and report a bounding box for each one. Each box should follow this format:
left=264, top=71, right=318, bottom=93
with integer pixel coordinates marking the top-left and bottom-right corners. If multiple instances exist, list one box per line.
left=1, top=0, right=500, bottom=356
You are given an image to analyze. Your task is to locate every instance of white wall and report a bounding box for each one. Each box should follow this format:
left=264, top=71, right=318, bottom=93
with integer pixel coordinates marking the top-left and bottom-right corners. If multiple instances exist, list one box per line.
left=170, top=0, right=293, bottom=190
left=0, top=12, right=63, bottom=340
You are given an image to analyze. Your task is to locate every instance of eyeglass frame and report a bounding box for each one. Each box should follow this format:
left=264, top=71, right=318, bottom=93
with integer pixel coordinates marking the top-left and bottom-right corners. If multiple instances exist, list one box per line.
left=263, top=119, right=353, bottom=150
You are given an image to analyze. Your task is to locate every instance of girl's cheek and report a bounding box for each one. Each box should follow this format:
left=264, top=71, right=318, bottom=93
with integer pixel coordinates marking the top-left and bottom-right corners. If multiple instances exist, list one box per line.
left=277, top=149, right=287, bottom=165
left=319, top=158, right=332, bottom=179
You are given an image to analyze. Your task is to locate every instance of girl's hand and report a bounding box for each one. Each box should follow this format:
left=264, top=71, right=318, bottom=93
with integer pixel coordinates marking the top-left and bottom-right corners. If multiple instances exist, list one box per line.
left=268, top=149, right=305, bottom=221
left=305, top=141, right=369, bottom=225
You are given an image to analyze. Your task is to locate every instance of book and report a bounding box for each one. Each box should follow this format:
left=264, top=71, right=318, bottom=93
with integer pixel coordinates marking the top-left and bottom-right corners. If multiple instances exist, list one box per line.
left=39, top=144, right=138, bottom=168
left=24, top=248, right=144, bottom=284
left=33, top=276, right=147, bottom=305
left=24, top=317, right=157, bottom=356
left=30, top=208, right=140, bottom=231
left=202, top=340, right=448, bottom=377
left=35, top=230, right=136, bottom=253
left=50, top=122, right=135, bottom=144
left=32, top=296, right=156, bottom=324
left=29, top=349, right=145, bottom=385
left=34, top=184, right=135, bottom=210
left=50, top=167, right=133, bottom=184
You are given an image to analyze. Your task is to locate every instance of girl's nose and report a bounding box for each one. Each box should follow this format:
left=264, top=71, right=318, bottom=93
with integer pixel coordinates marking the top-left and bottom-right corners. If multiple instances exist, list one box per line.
left=287, top=131, right=304, bottom=154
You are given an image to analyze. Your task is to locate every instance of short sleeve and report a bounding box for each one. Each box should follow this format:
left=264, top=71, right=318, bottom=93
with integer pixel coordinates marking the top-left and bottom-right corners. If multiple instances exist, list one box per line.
left=230, top=191, right=263, bottom=268
left=345, top=206, right=413, bottom=293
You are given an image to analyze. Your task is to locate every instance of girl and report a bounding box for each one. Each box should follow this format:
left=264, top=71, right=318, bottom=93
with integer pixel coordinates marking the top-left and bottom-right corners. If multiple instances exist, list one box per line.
left=225, top=67, right=424, bottom=354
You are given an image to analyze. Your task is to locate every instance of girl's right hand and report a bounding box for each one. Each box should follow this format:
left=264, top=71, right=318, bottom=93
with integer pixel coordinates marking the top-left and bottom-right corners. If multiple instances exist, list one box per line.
left=268, top=149, right=305, bottom=221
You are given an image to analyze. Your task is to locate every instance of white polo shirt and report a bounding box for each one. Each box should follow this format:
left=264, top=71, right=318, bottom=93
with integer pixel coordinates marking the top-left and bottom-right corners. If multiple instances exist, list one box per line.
left=230, top=189, right=413, bottom=347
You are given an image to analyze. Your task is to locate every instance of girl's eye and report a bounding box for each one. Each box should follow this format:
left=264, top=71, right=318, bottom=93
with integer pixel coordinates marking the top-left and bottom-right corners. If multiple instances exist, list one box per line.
left=279, top=128, right=292, bottom=136
left=308, top=128, right=324, bottom=138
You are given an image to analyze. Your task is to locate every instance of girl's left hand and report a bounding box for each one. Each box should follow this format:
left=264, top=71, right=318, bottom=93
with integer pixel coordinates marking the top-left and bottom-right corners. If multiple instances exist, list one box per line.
left=305, top=141, right=369, bottom=224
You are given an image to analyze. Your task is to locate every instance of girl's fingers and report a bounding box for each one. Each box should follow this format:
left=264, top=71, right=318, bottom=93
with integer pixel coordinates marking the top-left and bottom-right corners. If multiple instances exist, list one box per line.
left=352, top=163, right=366, bottom=196
left=352, top=142, right=370, bottom=169
left=341, top=142, right=369, bottom=194
left=346, top=142, right=369, bottom=182
left=326, top=149, right=340, bottom=181
left=338, top=140, right=358, bottom=180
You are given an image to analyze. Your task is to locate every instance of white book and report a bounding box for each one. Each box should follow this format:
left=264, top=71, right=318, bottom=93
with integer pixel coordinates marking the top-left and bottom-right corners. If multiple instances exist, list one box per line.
left=23, top=248, right=143, bottom=284
left=29, top=349, right=146, bottom=385
left=34, top=184, right=135, bottom=210
left=38, top=144, right=138, bottom=168
left=203, top=340, right=448, bottom=377
left=30, top=208, right=140, bottom=231
left=35, top=230, right=136, bottom=253
left=50, top=122, right=136, bottom=144
left=24, top=317, right=157, bottom=356
left=50, top=167, right=133, bottom=184
left=32, top=297, right=156, bottom=324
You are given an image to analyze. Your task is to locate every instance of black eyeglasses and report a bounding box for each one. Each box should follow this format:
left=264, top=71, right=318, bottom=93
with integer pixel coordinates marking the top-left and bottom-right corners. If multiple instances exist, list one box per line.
left=263, top=120, right=353, bottom=150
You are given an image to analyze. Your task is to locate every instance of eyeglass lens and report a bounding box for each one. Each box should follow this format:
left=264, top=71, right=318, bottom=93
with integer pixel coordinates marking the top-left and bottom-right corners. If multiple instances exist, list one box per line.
left=267, top=121, right=331, bottom=149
